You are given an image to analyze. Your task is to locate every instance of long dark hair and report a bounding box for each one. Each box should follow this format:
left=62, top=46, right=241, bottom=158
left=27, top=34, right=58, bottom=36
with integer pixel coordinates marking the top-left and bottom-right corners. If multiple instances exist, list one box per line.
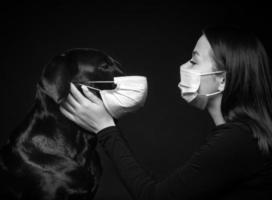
left=203, top=26, right=272, bottom=153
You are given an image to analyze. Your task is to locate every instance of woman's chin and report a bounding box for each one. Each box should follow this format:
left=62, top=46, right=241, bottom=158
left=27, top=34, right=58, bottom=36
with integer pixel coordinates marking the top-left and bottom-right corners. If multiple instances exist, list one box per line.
left=189, top=95, right=208, bottom=110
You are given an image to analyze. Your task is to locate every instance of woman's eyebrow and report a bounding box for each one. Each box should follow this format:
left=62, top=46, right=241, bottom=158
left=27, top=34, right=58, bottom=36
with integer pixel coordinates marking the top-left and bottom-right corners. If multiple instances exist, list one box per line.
left=192, top=50, right=200, bottom=57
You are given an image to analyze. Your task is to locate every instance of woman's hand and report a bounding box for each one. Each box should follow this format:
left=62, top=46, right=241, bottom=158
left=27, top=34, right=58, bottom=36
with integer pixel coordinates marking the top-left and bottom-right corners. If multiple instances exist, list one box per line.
left=60, top=83, right=115, bottom=134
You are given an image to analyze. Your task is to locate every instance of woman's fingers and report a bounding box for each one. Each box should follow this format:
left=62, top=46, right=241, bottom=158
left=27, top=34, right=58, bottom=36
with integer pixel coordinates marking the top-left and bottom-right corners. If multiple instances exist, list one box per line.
left=70, top=83, right=86, bottom=104
left=59, top=106, right=75, bottom=121
left=81, top=85, right=103, bottom=105
left=66, top=93, right=80, bottom=109
left=61, top=101, right=75, bottom=114
left=59, top=82, right=115, bottom=133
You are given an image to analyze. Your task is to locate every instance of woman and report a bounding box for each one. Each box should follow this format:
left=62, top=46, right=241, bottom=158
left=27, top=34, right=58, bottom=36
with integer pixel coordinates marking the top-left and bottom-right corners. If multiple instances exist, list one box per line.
left=60, top=26, right=272, bottom=199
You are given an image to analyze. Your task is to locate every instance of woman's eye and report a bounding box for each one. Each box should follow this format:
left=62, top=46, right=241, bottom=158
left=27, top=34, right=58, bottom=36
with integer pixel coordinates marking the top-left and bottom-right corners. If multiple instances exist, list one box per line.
left=189, top=60, right=196, bottom=65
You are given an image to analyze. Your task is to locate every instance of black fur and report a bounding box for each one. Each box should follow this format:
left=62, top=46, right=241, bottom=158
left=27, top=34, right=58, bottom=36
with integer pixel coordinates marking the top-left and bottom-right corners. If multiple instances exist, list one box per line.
left=0, top=49, right=124, bottom=200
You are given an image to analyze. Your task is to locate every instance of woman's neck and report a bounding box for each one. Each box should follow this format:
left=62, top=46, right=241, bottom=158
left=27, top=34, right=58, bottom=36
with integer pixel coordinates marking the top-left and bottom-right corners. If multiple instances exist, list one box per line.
left=207, top=95, right=226, bottom=126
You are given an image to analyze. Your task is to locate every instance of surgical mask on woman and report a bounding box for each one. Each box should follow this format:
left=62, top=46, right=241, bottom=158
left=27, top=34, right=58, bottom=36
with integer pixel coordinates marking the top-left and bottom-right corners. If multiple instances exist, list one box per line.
left=178, top=62, right=225, bottom=109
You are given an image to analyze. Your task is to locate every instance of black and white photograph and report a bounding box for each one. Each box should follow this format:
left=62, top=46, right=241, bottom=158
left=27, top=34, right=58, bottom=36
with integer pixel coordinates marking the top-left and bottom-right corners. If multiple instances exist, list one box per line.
left=1, top=2, right=272, bottom=200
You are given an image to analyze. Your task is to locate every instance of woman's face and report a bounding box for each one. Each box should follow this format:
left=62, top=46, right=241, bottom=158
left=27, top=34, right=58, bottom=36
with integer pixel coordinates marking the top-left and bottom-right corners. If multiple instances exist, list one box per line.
left=183, top=34, right=221, bottom=95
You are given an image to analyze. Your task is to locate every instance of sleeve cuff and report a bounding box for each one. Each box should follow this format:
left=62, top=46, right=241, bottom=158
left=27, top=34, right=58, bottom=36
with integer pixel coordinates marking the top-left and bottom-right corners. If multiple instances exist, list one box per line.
left=97, top=125, right=119, bottom=137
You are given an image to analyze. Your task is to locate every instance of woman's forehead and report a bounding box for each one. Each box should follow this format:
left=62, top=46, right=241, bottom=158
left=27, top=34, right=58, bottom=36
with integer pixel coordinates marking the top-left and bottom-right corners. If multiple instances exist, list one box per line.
left=193, top=35, right=212, bottom=61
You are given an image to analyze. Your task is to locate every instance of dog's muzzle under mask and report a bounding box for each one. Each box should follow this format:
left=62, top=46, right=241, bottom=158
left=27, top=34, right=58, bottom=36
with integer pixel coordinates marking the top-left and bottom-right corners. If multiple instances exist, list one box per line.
left=76, top=76, right=148, bottom=118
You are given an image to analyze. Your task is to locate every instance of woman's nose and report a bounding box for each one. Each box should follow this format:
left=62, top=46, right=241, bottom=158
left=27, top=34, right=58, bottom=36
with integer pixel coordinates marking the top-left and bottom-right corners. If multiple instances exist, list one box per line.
left=179, top=61, right=190, bottom=70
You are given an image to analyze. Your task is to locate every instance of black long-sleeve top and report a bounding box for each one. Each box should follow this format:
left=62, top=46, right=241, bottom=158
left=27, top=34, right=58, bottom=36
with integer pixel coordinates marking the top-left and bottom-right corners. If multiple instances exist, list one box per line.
left=97, top=122, right=272, bottom=199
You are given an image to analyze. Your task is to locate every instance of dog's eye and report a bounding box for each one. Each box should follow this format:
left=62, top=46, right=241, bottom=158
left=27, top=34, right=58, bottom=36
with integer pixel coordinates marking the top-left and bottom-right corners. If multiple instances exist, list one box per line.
left=100, top=63, right=110, bottom=69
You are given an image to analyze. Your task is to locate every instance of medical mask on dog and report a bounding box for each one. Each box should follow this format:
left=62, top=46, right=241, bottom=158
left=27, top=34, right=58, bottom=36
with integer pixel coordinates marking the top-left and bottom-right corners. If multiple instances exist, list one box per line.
left=178, top=66, right=225, bottom=104
left=77, top=76, right=148, bottom=118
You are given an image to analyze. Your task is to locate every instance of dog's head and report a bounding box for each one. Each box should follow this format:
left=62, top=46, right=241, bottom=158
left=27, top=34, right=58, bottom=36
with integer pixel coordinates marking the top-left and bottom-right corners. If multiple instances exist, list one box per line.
left=36, top=48, right=124, bottom=105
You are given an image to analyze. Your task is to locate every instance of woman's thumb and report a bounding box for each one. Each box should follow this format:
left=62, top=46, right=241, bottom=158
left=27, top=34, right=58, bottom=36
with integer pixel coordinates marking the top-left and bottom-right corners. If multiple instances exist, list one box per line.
left=81, top=85, right=102, bottom=104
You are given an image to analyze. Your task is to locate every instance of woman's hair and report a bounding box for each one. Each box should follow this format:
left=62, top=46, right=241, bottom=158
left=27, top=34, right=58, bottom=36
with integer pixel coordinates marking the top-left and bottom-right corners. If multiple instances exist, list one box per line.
left=203, top=26, right=272, bottom=153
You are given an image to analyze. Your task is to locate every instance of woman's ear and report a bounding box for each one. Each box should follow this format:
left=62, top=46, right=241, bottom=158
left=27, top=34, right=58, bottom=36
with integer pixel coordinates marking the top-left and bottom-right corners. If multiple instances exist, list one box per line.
left=217, top=72, right=226, bottom=92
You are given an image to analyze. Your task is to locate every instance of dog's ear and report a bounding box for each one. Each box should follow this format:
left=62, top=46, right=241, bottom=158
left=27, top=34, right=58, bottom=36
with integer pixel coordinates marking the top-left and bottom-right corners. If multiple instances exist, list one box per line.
left=37, top=55, right=77, bottom=104
left=36, top=49, right=124, bottom=104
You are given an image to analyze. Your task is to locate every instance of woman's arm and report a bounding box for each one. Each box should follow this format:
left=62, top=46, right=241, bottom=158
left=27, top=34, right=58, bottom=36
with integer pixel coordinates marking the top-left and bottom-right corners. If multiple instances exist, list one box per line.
left=98, top=126, right=157, bottom=200
left=60, top=84, right=263, bottom=200
left=96, top=123, right=262, bottom=200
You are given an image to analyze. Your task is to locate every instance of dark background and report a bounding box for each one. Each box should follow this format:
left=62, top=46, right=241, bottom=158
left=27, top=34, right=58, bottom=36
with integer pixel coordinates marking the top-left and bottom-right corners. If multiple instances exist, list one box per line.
left=2, top=2, right=272, bottom=199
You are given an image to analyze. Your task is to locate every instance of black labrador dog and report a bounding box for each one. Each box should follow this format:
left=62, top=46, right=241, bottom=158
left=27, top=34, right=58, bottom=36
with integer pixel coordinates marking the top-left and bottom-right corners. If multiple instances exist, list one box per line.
left=0, top=48, right=124, bottom=200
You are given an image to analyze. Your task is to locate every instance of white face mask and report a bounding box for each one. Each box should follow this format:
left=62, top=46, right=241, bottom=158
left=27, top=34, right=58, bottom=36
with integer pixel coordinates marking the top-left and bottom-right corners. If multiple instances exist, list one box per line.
left=77, top=76, right=148, bottom=118
left=178, top=67, right=225, bottom=103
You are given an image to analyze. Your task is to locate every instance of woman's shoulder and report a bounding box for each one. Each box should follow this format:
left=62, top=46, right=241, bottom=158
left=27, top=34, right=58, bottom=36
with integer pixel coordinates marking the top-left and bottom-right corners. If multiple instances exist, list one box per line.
left=206, top=121, right=258, bottom=154
left=203, top=121, right=272, bottom=174
left=211, top=121, right=272, bottom=158
left=197, top=122, right=269, bottom=167
left=211, top=121, right=252, bottom=138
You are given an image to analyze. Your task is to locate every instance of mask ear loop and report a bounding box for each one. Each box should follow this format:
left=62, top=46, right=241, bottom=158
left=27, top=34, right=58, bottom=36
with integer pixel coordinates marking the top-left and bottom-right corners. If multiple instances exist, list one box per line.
left=197, top=71, right=226, bottom=97
left=200, top=71, right=225, bottom=76
left=73, top=80, right=117, bottom=91
left=74, top=83, right=101, bottom=91
left=84, top=81, right=114, bottom=83
left=86, top=80, right=143, bottom=92
left=200, top=91, right=222, bottom=97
